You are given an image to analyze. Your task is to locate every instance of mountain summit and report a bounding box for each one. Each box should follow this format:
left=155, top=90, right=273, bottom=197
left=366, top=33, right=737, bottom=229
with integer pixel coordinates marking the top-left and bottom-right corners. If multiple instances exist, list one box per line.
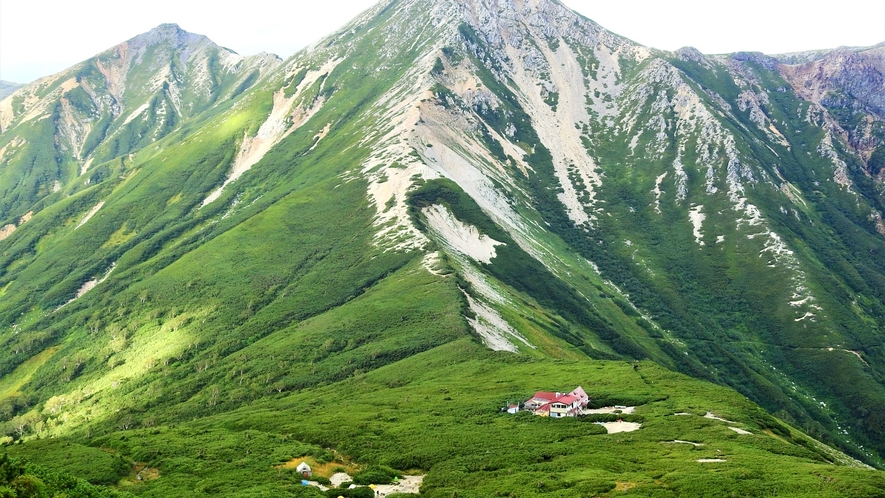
left=0, top=0, right=884, bottom=494
left=0, top=23, right=280, bottom=221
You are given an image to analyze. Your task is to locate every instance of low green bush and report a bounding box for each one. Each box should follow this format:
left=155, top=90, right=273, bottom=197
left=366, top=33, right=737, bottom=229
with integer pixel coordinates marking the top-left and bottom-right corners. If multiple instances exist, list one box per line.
left=352, top=465, right=399, bottom=485
left=325, top=486, right=373, bottom=498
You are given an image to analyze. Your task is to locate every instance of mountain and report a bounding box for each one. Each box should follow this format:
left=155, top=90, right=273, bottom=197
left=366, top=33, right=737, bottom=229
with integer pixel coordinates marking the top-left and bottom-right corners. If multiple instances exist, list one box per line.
left=0, top=0, right=884, bottom=495
left=777, top=43, right=885, bottom=177
left=0, top=81, right=21, bottom=100
left=0, top=23, right=280, bottom=224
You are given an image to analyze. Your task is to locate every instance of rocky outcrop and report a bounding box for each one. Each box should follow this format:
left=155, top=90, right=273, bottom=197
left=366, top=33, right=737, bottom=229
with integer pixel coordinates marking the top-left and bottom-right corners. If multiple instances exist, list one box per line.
left=778, top=44, right=885, bottom=169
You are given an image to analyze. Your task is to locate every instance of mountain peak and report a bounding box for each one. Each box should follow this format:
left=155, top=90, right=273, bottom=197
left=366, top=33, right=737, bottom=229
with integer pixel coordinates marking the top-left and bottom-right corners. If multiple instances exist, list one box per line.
left=155, top=22, right=184, bottom=31
left=124, top=22, right=212, bottom=53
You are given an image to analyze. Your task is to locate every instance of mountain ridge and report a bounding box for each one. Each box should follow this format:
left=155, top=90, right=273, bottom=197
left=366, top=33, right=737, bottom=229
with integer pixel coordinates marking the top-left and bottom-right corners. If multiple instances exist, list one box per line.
left=0, top=81, right=20, bottom=101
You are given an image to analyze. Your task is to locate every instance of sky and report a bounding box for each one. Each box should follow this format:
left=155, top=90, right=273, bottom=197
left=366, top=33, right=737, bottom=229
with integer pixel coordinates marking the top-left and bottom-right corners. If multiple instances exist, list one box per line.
left=1, top=0, right=883, bottom=84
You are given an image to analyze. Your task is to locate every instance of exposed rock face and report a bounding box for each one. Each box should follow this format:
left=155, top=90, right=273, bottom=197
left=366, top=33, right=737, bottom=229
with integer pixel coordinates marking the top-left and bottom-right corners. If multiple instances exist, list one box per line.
left=778, top=44, right=885, bottom=171
left=780, top=45, right=885, bottom=117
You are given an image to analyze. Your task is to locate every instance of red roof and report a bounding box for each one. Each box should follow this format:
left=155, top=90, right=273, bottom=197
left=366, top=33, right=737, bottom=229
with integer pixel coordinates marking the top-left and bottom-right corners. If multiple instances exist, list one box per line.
left=531, top=392, right=559, bottom=402
left=554, top=395, right=579, bottom=405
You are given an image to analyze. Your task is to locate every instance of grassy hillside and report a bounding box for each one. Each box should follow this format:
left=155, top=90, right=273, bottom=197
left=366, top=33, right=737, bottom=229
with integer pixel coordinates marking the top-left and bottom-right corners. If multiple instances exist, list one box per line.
left=8, top=341, right=885, bottom=496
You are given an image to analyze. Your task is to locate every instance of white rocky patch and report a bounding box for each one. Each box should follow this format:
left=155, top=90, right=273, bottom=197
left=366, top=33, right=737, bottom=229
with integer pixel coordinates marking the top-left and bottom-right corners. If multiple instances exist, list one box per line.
left=460, top=264, right=509, bottom=306
left=414, top=104, right=533, bottom=251
left=667, top=440, right=704, bottom=447
left=352, top=37, right=455, bottom=252
left=704, top=412, right=736, bottom=423
left=652, top=172, right=667, bottom=213
left=57, top=91, right=94, bottom=160
left=501, top=35, right=603, bottom=226
left=729, top=427, right=752, bottom=435
left=359, top=99, right=434, bottom=252
left=0, top=75, right=79, bottom=128
left=423, top=204, right=504, bottom=264
left=455, top=1, right=632, bottom=227
left=778, top=179, right=808, bottom=208
left=422, top=95, right=589, bottom=260
left=220, top=50, right=246, bottom=72
left=367, top=157, right=434, bottom=253
left=689, top=205, right=705, bottom=245
left=0, top=211, right=33, bottom=242
left=0, top=93, right=16, bottom=130
left=790, top=295, right=814, bottom=307
left=672, top=152, right=688, bottom=201
left=355, top=0, right=626, bottom=284
left=465, top=292, right=531, bottom=352
left=486, top=41, right=600, bottom=225
left=0, top=137, right=25, bottom=163
left=585, top=44, right=637, bottom=118
left=421, top=251, right=446, bottom=276
left=202, top=59, right=342, bottom=207
left=596, top=421, right=641, bottom=433
left=308, top=122, right=332, bottom=151
left=56, top=262, right=116, bottom=310
left=818, top=132, right=852, bottom=188
left=80, top=157, right=94, bottom=176
left=122, top=103, right=150, bottom=126
left=419, top=216, right=534, bottom=353
left=76, top=201, right=105, bottom=229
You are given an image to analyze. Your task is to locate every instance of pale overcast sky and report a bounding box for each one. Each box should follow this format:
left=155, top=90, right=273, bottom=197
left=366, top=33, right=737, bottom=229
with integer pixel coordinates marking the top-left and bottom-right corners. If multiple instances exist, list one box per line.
left=1, top=0, right=883, bottom=84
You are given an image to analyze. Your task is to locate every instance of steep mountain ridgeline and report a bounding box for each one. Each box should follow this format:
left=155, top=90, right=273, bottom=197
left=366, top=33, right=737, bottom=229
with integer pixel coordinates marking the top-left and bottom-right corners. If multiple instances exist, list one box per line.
left=0, top=23, right=281, bottom=226
left=0, top=0, right=477, bottom=442
left=0, top=0, right=885, bottom=493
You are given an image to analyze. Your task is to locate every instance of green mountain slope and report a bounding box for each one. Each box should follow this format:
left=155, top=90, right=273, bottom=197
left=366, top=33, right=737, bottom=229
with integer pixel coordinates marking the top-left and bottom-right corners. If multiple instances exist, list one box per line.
left=0, top=0, right=884, bottom=495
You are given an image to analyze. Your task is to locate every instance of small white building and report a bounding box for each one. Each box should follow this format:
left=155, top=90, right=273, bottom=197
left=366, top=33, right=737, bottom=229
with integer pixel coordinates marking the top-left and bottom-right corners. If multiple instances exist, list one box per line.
left=296, top=462, right=312, bottom=478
